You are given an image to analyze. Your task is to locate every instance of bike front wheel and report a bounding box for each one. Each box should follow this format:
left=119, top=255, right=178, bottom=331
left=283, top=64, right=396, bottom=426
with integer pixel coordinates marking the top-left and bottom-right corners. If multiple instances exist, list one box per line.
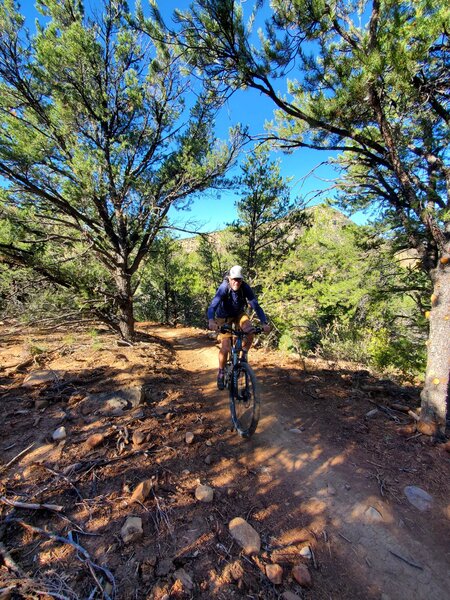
left=229, top=363, right=260, bottom=438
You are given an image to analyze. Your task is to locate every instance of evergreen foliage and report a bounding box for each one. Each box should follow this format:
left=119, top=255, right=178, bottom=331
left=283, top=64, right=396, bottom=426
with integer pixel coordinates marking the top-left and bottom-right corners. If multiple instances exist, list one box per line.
left=173, top=0, right=449, bottom=432
left=0, top=0, right=242, bottom=339
left=135, top=204, right=428, bottom=381
left=227, top=145, right=308, bottom=280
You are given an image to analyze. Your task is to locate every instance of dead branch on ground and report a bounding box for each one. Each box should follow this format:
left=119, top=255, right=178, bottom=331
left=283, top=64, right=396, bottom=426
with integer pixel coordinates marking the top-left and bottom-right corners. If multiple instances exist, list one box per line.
left=12, top=519, right=116, bottom=598
left=0, top=443, right=35, bottom=475
left=0, top=497, right=63, bottom=512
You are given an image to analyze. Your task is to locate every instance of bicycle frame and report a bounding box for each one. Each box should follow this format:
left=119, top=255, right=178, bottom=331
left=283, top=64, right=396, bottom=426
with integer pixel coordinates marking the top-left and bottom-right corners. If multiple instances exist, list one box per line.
left=220, top=323, right=262, bottom=386
left=219, top=323, right=262, bottom=437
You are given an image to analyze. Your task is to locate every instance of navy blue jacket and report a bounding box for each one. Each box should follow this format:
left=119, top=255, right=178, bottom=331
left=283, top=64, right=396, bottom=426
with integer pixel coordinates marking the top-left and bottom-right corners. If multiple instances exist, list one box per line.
left=207, top=280, right=268, bottom=324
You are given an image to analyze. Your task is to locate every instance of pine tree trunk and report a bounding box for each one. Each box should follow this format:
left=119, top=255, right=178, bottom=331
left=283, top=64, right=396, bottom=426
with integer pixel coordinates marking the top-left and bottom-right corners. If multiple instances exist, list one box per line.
left=115, top=269, right=135, bottom=341
left=419, top=257, right=450, bottom=436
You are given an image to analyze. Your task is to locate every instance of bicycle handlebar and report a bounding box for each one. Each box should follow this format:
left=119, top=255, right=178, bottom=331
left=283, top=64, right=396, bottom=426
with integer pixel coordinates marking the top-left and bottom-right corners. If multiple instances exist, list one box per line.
left=219, top=324, right=263, bottom=335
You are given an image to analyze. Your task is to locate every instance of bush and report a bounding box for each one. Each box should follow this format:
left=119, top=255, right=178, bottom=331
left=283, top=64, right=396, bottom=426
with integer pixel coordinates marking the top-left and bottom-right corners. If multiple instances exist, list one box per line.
left=367, top=328, right=426, bottom=381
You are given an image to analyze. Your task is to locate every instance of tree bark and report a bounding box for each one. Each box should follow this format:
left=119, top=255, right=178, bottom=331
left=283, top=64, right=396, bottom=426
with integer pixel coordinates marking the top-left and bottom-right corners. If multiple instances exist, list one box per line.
left=114, top=268, right=135, bottom=341
left=419, top=255, right=450, bottom=436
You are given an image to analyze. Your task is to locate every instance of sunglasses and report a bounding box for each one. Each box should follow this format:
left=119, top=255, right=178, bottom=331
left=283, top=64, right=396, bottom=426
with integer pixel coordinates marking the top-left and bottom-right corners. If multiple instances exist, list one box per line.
left=230, top=278, right=243, bottom=282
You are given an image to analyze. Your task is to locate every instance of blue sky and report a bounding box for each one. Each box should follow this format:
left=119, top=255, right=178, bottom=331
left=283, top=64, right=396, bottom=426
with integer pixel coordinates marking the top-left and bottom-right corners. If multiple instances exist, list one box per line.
left=158, top=1, right=343, bottom=234
left=17, top=1, right=359, bottom=234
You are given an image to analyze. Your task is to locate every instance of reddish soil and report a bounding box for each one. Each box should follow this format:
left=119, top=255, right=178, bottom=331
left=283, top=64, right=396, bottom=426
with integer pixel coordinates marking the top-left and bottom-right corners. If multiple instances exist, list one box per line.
left=0, top=322, right=449, bottom=600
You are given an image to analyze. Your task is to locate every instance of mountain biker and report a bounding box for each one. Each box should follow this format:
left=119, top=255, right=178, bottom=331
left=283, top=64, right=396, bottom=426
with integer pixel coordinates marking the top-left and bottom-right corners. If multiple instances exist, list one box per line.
left=207, top=265, right=271, bottom=390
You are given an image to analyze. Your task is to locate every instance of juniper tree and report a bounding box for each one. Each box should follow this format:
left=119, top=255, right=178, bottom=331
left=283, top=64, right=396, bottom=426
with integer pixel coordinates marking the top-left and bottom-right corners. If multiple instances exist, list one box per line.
left=0, top=0, right=242, bottom=339
left=228, top=145, right=306, bottom=281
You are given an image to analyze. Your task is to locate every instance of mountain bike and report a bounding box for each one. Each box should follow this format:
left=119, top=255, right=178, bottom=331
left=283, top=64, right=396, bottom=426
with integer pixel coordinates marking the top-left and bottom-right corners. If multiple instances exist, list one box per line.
left=220, top=324, right=262, bottom=438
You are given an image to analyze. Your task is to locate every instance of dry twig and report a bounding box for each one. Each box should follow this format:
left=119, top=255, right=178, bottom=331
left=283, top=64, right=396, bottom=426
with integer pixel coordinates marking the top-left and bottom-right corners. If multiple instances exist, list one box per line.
left=0, top=496, right=63, bottom=512
left=389, top=549, right=423, bottom=569
left=13, top=519, right=116, bottom=598
left=0, top=443, right=35, bottom=475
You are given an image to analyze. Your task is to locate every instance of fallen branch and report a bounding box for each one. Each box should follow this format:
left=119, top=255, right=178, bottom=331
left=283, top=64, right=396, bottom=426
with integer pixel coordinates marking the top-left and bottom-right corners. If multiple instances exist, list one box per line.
left=389, top=549, right=423, bottom=569
left=0, top=497, right=63, bottom=512
left=2, top=356, right=34, bottom=375
left=367, top=399, right=400, bottom=423
left=0, top=443, right=35, bottom=474
left=13, top=519, right=116, bottom=598
left=42, top=465, right=84, bottom=502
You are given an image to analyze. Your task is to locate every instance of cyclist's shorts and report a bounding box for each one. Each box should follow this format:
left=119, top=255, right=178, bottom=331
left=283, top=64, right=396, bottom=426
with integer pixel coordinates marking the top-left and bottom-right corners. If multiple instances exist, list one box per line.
left=216, top=313, right=250, bottom=340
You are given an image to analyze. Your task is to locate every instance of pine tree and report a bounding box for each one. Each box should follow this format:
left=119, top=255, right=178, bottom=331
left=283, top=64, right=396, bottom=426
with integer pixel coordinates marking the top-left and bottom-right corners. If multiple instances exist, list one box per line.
left=174, top=0, right=450, bottom=435
left=0, top=0, right=242, bottom=339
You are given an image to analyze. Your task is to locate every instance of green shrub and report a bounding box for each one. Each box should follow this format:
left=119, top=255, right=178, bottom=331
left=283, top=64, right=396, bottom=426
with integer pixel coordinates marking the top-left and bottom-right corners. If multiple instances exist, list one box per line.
left=367, top=328, right=426, bottom=381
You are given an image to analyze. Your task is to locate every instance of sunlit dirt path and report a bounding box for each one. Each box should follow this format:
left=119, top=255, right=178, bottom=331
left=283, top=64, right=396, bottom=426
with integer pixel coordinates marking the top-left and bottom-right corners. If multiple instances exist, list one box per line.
left=140, top=324, right=450, bottom=600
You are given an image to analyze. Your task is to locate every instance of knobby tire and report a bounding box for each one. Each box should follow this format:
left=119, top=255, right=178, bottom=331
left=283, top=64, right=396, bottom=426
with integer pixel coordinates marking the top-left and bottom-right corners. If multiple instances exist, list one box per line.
left=229, top=362, right=260, bottom=438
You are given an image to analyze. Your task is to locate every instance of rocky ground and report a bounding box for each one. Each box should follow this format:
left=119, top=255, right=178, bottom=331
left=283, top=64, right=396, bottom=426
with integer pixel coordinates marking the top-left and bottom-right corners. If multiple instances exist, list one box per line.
left=0, top=321, right=449, bottom=600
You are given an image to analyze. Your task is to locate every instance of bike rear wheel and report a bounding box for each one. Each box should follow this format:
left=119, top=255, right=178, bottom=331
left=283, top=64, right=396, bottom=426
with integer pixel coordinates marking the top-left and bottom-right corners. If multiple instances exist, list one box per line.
left=229, top=363, right=260, bottom=437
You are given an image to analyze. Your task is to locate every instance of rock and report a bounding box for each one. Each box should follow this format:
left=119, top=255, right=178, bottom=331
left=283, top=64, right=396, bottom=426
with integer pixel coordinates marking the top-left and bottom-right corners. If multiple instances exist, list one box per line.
left=131, top=479, right=154, bottom=504
left=205, top=440, right=212, bottom=446
left=292, top=563, right=312, bottom=588
left=404, top=486, right=433, bottom=511
left=228, top=517, right=261, bottom=556
left=282, top=592, right=302, bottom=600
left=22, top=370, right=65, bottom=387
left=52, top=426, right=66, bottom=441
left=265, top=563, right=283, bottom=584
left=120, top=516, right=143, bottom=543
left=365, top=408, right=379, bottom=418
left=204, top=454, right=213, bottom=465
left=299, top=545, right=312, bottom=559
left=195, top=484, right=214, bottom=503
left=132, top=429, right=147, bottom=446
left=364, top=506, right=384, bottom=523
left=185, top=431, right=195, bottom=444
left=100, top=397, right=128, bottom=416
left=130, top=407, right=145, bottom=419
left=120, top=516, right=144, bottom=544
left=85, top=433, right=105, bottom=450
left=88, top=387, right=145, bottom=416
left=173, top=568, right=194, bottom=590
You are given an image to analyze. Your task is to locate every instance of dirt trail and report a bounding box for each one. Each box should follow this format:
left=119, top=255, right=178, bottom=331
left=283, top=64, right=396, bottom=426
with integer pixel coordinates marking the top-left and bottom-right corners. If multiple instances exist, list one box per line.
left=145, top=324, right=450, bottom=600
left=1, top=322, right=449, bottom=599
